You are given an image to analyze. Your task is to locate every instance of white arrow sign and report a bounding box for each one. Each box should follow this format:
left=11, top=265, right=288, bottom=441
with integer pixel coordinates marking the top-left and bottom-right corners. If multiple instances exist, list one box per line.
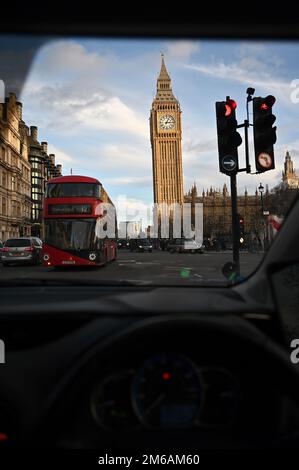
left=221, top=156, right=237, bottom=172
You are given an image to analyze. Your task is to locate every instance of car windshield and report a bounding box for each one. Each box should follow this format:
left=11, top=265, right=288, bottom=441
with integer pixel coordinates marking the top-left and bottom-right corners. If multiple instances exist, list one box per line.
left=0, top=36, right=298, bottom=285
left=5, top=239, right=31, bottom=247
left=139, top=239, right=150, bottom=245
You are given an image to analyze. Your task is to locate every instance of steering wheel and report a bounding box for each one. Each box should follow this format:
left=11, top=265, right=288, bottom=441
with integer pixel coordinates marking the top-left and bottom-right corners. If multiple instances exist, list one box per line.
left=36, top=314, right=299, bottom=448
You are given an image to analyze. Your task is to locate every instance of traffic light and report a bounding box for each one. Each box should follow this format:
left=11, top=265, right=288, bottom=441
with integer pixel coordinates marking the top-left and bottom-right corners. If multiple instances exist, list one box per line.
left=215, top=97, right=242, bottom=175
left=253, top=95, right=276, bottom=173
left=238, top=214, right=245, bottom=246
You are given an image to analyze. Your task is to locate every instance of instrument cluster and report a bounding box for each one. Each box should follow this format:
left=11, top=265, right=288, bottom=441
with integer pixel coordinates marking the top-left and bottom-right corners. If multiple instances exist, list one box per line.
left=90, top=352, right=241, bottom=431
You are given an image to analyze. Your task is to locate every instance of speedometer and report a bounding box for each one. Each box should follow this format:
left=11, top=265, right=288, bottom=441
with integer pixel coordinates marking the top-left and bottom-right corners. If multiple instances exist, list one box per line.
left=132, top=353, right=203, bottom=429
left=91, top=370, right=139, bottom=431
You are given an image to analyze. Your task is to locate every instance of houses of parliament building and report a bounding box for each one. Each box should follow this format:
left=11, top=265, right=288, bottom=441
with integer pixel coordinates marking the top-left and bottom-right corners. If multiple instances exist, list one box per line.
left=151, top=55, right=299, bottom=239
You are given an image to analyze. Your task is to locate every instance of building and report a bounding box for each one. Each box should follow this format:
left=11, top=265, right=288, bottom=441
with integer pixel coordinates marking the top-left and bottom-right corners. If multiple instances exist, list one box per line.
left=0, top=92, right=62, bottom=241
left=185, top=183, right=263, bottom=239
left=119, top=220, right=142, bottom=238
left=150, top=54, right=184, bottom=206
left=0, top=93, right=32, bottom=240
left=281, top=150, right=299, bottom=189
left=28, top=126, right=62, bottom=237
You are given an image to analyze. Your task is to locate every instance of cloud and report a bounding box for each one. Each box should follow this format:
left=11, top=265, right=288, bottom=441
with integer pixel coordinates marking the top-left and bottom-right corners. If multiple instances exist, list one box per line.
left=165, top=40, right=200, bottom=61
left=21, top=40, right=150, bottom=139
left=47, top=144, right=74, bottom=164
left=90, top=143, right=151, bottom=173
left=237, top=42, right=284, bottom=68
left=22, top=84, right=149, bottom=138
left=183, top=136, right=217, bottom=155
left=35, top=40, right=109, bottom=77
left=237, top=43, right=267, bottom=56
left=77, top=95, right=148, bottom=138
left=105, top=176, right=152, bottom=186
left=185, top=59, right=293, bottom=106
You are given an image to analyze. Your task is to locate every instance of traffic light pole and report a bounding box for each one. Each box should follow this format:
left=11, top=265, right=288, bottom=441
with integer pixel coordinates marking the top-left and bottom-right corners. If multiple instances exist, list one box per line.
left=230, top=173, right=240, bottom=277
left=237, top=119, right=251, bottom=173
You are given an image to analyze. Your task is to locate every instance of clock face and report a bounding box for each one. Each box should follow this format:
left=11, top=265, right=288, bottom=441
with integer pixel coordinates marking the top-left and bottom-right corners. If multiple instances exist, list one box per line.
left=159, top=114, right=175, bottom=130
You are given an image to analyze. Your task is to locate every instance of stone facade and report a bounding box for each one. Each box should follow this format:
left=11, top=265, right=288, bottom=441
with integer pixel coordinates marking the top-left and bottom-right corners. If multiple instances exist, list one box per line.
left=281, top=150, right=299, bottom=189
left=150, top=54, right=184, bottom=206
left=0, top=93, right=62, bottom=241
left=0, top=93, right=31, bottom=240
left=185, top=183, right=264, bottom=239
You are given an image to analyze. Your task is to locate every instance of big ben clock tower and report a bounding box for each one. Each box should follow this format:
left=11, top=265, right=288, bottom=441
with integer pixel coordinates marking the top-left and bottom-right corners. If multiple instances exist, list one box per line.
left=150, top=54, right=184, bottom=206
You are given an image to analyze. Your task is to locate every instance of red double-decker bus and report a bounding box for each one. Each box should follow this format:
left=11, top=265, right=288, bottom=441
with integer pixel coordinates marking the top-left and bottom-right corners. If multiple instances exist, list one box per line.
left=42, top=175, right=117, bottom=266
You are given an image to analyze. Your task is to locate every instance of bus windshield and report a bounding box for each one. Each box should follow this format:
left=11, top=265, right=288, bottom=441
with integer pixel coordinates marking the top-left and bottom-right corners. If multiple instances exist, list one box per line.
left=45, top=218, right=97, bottom=250
left=46, top=183, right=101, bottom=198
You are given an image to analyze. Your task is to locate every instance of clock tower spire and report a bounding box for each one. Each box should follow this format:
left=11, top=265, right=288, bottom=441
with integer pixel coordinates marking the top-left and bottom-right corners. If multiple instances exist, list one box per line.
left=150, top=54, right=184, bottom=206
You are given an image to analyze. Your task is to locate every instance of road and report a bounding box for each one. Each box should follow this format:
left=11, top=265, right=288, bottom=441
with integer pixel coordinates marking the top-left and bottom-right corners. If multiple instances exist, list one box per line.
left=0, top=250, right=263, bottom=285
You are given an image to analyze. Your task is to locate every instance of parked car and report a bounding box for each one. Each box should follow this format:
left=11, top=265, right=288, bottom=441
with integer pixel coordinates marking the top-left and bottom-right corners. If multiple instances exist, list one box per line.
left=129, top=238, right=152, bottom=252
left=1, top=237, right=42, bottom=266
left=168, top=238, right=204, bottom=254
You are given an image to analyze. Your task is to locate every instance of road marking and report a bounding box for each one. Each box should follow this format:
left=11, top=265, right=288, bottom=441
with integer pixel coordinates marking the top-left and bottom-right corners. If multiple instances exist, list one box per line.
left=117, top=260, right=136, bottom=263
left=135, top=261, right=160, bottom=265
left=164, top=266, right=195, bottom=271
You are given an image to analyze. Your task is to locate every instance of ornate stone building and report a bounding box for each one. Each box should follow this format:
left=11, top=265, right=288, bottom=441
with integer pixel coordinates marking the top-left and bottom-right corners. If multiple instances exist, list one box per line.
left=0, top=93, right=32, bottom=240
left=185, top=183, right=263, bottom=239
left=281, top=150, right=299, bottom=189
left=0, top=93, right=62, bottom=240
left=150, top=54, right=184, bottom=206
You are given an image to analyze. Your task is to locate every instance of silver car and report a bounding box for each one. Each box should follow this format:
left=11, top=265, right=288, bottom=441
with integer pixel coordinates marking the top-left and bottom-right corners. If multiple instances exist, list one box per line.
left=1, top=237, right=42, bottom=266
left=168, top=238, right=204, bottom=254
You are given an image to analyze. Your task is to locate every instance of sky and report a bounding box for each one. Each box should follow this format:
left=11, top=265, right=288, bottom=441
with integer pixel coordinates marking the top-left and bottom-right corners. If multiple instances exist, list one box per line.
left=12, top=37, right=299, bottom=223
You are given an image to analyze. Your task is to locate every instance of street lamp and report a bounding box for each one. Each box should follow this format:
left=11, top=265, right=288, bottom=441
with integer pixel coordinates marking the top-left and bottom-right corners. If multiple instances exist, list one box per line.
left=258, top=182, right=266, bottom=251
left=258, top=182, right=264, bottom=215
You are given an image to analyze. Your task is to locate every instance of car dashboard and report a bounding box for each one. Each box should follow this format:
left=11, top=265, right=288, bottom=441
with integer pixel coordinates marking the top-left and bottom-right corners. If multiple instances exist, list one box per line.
left=0, top=285, right=298, bottom=449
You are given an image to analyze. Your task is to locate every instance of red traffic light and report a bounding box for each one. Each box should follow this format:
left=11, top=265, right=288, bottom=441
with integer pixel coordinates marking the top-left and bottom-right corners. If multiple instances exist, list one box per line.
left=225, top=104, right=232, bottom=116
left=224, top=99, right=237, bottom=117
left=229, top=99, right=237, bottom=109
left=260, top=95, right=276, bottom=111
